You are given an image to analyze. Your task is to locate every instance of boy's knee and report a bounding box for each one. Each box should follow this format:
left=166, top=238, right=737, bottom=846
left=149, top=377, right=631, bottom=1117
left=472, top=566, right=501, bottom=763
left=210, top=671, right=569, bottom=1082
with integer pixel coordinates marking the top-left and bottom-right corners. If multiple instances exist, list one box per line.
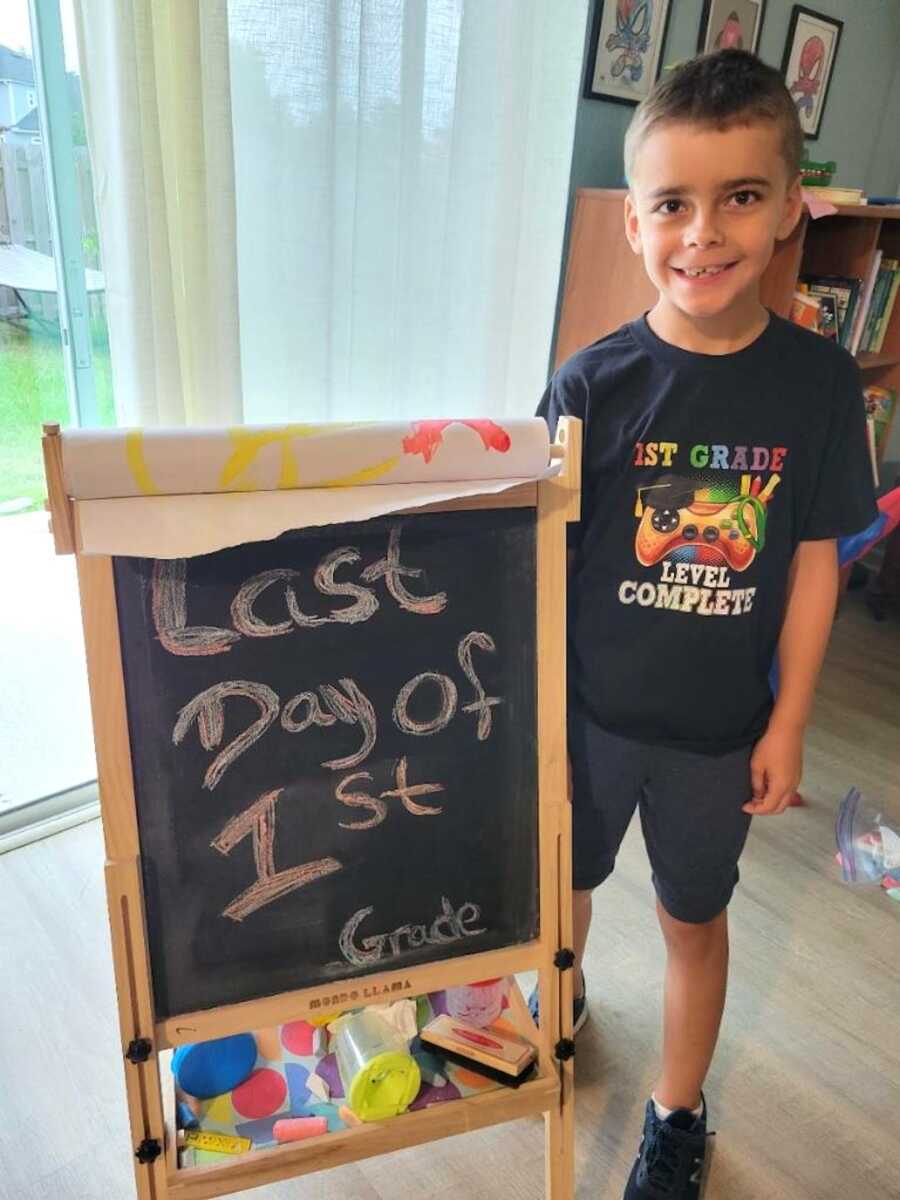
left=657, top=901, right=727, bottom=956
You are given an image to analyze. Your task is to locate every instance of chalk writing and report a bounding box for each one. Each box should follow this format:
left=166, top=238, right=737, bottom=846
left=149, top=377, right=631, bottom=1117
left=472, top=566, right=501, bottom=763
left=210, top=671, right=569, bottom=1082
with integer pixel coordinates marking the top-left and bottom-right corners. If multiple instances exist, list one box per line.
left=393, top=672, right=458, bottom=735
left=458, top=631, right=501, bottom=741
left=338, top=897, right=486, bottom=967
left=174, top=681, right=279, bottom=791
left=152, top=525, right=443, bottom=656
left=175, top=631, right=500, bottom=789
left=211, top=788, right=342, bottom=921
left=337, top=757, right=444, bottom=830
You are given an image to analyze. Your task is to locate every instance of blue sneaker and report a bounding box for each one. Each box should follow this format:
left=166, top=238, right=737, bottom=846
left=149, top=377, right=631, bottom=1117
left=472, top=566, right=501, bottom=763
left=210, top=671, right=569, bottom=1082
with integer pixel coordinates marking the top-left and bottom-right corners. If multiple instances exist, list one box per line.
left=527, top=971, right=588, bottom=1035
left=624, top=1096, right=713, bottom=1199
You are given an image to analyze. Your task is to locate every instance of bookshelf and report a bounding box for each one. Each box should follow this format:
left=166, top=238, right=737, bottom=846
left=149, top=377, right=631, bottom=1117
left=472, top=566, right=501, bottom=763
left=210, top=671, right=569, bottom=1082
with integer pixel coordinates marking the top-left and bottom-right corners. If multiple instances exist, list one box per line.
left=555, top=191, right=900, bottom=462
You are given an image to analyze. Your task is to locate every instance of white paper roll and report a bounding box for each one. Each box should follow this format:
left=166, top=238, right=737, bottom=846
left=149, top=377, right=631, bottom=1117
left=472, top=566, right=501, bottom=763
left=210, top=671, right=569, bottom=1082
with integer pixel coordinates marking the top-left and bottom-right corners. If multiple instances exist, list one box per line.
left=61, top=419, right=550, bottom=500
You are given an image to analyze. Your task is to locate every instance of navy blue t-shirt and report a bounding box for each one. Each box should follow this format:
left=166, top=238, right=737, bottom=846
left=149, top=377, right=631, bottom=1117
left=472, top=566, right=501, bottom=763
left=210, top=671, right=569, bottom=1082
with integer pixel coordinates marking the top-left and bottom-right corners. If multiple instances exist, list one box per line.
left=538, top=313, right=878, bottom=754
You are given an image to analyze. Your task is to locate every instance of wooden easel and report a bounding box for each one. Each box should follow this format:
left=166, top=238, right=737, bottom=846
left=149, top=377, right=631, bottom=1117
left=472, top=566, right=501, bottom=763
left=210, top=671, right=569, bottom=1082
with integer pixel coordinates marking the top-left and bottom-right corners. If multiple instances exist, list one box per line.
left=42, top=417, right=582, bottom=1200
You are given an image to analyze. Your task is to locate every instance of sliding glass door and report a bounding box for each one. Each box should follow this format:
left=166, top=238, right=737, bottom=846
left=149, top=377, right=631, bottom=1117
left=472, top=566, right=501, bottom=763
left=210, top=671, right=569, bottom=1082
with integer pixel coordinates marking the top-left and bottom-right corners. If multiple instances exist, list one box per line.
left=0, top=0, right=112, bottom=846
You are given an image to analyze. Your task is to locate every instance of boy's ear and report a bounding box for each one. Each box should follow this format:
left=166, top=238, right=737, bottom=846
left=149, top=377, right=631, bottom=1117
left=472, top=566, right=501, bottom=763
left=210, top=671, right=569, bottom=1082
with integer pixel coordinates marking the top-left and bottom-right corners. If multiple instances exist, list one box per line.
left=624, top=192, right=643, bottom=255
left=776, top=173, right=804, bottom=241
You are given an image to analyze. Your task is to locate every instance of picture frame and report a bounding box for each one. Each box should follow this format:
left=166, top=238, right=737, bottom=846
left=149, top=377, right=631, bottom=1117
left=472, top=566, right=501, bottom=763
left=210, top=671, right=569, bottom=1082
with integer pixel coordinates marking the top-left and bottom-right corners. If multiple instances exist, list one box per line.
left=780, top=5, right=843, bottom=140
left=697, top=0, right=767, bottom=56
left=583, top=0, right=674, bottom=107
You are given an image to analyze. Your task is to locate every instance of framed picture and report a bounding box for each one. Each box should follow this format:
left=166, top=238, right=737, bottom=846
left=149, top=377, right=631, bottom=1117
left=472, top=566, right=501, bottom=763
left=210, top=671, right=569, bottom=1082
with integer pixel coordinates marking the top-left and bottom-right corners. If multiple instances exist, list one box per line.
left=697, top=0, right=767, bottom=55
left=583, top=0, right=673, bottom=106
left=780, top=5, right=843, bottom=140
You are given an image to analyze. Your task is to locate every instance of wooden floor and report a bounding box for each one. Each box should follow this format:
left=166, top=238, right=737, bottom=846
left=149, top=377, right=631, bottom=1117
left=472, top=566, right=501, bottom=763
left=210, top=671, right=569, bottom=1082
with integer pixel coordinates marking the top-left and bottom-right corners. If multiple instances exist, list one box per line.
left=2, top=590, right=898, bottom=1200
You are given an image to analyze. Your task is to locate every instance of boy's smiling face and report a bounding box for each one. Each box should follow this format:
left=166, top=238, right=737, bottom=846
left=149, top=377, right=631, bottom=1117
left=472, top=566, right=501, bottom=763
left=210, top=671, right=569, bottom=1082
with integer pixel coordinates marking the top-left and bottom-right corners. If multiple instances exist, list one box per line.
left=625, top=119, right=803, bottom=348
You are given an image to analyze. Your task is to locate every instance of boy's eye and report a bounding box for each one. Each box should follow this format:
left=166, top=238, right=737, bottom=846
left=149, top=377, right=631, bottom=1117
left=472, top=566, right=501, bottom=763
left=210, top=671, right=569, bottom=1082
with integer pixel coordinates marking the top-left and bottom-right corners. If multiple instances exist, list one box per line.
left=727, top=190, right=761, bottom=207
left=654, top=199, right=684, bottom=215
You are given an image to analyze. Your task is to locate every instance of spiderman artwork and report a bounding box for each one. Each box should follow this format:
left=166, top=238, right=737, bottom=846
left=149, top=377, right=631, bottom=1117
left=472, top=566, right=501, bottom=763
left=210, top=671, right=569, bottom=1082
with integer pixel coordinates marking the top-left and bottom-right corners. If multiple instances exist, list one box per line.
left=606, top=0, right=653, bottom=83
left=714, top=11, right=744, bottom=50
left=789, top=35, right=825, bottom=119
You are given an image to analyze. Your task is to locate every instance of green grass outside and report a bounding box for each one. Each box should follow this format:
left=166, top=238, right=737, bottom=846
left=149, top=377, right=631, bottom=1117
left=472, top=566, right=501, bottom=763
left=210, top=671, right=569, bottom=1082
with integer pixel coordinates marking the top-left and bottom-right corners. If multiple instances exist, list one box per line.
left=0, top=318, right=115, bottom=511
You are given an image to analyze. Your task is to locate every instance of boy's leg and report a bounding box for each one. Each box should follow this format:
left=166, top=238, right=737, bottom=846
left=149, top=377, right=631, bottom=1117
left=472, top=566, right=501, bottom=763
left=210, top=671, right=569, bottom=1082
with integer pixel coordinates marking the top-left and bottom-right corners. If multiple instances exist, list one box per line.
left=624, top=746, right=750, bottom=1199
left=654, top=902, right=729, bottom=1112
left=573, top=888, right=593, bottom=1000
left=640, top=741, right=753, bottom=1104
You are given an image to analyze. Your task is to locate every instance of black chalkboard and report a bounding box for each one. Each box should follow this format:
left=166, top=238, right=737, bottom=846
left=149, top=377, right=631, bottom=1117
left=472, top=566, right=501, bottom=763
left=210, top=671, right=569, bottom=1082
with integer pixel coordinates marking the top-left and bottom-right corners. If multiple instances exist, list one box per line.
left=113, top=508, right=538, bottom=1019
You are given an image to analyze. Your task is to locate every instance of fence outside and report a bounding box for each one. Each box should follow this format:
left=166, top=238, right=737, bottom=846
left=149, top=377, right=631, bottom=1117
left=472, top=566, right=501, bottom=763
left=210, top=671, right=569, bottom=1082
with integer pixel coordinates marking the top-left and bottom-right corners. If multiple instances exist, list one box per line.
left=0, top=142, right=101, bottom=321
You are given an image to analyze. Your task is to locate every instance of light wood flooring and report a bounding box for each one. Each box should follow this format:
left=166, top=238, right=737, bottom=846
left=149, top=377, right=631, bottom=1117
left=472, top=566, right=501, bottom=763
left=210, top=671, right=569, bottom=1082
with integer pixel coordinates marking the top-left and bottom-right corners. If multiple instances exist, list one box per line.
left=2, top=590, right=898, bottom=1200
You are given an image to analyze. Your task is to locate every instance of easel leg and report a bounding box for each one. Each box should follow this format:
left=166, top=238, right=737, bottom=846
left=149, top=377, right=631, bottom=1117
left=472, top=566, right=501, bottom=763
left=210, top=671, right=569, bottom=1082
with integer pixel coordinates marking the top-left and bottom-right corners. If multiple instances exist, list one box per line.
left=545, top=1091, right=574, bottom=1199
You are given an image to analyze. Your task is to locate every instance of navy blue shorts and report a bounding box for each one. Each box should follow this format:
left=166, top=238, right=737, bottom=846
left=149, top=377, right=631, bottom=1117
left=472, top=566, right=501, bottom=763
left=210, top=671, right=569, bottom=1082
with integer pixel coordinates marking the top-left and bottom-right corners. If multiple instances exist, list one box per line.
left=569, top=705, right=754, bottom=924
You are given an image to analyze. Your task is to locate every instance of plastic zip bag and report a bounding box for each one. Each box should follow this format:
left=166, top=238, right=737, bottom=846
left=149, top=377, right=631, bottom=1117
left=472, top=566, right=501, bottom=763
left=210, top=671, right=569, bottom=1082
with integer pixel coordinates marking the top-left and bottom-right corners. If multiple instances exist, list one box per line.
left=835, top=788, right=900, bottom=886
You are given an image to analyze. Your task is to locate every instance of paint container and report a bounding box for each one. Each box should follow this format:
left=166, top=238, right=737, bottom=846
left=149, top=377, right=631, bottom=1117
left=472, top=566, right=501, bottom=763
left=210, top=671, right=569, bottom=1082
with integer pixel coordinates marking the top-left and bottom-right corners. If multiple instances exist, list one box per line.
left=444, top=978, right=508, bottom=1027
left=332, top=1010, right=421, bottom=1122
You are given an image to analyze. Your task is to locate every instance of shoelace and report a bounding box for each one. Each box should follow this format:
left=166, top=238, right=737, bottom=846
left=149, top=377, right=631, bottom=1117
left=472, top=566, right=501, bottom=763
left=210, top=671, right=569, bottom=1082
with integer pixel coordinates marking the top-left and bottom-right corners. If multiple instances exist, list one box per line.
left=643, top=1124, right=716, bottom=1194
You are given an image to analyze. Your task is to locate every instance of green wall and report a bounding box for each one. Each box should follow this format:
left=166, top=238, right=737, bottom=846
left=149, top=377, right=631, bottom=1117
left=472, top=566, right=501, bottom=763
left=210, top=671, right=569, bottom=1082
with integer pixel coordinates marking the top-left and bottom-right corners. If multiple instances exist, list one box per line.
left=568, top=0, right=900, bottom=194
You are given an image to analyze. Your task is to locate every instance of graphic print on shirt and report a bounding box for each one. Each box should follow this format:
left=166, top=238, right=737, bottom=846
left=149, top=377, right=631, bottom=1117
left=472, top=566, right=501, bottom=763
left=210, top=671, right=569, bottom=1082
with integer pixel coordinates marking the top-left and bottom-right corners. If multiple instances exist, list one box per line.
left=619, top=440, right=787, bottom=617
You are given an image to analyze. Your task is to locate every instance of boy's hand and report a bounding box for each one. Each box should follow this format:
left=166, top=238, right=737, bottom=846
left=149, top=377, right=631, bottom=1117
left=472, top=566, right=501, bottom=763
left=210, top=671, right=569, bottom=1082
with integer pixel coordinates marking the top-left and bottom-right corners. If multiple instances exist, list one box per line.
left=743, top=723, right=803, bottom=816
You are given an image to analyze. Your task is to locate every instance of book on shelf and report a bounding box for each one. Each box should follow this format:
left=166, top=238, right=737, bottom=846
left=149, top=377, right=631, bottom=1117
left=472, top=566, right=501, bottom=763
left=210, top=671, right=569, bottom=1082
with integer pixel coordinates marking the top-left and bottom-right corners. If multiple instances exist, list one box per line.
left=860, top=263, right=891, bottom=351
left=816, top=293, right=839, bottom=341
left=790, top=289, right=819, bottom=330
left=848, top=250, right=882, bottom=356
left=806, top=185, right=866, bottom=205
left=871, top=258, right=900, bottom=353
left=800, top=274, right=862, bottom=348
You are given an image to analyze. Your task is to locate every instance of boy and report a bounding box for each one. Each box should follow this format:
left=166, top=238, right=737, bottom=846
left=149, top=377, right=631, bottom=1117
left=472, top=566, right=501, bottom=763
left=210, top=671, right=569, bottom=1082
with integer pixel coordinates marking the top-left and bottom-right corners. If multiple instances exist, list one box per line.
left=537, top=50, right=877, bottom=1199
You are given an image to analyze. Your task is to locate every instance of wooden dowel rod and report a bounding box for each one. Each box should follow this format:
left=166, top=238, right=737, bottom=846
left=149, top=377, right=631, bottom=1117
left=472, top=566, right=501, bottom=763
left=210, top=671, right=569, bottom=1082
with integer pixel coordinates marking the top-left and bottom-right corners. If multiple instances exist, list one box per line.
left=41, top=422, right=76, bottom=554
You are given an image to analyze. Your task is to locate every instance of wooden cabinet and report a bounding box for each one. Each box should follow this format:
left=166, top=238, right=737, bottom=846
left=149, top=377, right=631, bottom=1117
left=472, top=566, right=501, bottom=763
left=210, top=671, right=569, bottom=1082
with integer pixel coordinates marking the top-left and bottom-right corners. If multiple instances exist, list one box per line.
left=555, top=188, right=900, bottom=458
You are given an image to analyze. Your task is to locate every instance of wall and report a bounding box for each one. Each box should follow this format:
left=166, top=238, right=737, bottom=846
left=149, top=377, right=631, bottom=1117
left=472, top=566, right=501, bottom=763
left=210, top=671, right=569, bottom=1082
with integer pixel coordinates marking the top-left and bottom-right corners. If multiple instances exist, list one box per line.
left=569, top=0, right=900, bottom=195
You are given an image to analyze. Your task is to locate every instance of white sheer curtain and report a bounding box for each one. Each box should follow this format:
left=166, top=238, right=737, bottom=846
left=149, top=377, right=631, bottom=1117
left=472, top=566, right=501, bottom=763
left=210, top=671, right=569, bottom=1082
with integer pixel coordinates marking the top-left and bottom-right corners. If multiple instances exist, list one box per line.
left=76, top=0, right=586, bottom=426
left=74, top=0, right=243, bottom=425
left=230, top=0, right=586, bottom=422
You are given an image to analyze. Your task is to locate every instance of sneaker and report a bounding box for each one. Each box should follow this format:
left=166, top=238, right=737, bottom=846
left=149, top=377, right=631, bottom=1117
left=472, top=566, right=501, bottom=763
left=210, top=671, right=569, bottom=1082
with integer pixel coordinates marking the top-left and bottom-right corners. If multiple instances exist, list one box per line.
left=624, top=1096, right=713, bottom=1199
left=527, top=971, right=589, bottom=1035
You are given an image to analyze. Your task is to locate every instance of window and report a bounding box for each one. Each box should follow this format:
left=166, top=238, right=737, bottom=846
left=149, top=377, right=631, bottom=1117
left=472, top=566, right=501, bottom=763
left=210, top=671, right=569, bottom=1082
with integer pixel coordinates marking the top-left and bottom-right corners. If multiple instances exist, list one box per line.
left=0, top=0, right=112, bottom=848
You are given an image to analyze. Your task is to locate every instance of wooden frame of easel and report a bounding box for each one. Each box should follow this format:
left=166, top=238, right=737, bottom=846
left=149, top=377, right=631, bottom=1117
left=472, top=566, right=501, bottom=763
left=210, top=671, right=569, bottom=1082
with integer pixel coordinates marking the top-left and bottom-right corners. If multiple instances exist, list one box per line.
left=42, top=417, right=582, bottom=1200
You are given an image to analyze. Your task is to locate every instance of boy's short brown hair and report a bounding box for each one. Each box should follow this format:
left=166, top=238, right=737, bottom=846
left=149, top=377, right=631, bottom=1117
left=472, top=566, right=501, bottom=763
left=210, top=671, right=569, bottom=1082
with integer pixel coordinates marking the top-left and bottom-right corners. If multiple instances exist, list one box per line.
left=624, top=49, right=804, bottom=184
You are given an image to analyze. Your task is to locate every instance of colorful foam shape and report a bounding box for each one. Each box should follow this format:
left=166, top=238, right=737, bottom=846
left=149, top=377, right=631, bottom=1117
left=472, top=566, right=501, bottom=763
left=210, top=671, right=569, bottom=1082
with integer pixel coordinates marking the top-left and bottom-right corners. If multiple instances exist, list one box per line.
left=408, top=1078, right=462, bottom=1110
left=234, top=1115, right=281, bottom=1147
left=281, top=1020, right=316, bottom=1057
left=452, top=1066, right=497, bottom=1092
left=231, top=1067, right=288, bottom=1120
left=305, top=1101, right=346, bottom=1132
left=253, top=1028, right=283, bottom=1062
left=284, top=1062, right=312, bottom=1111
left=315, top=1053, right=343, bottom=1099
left=205, top=1093, right=236, bottom=1126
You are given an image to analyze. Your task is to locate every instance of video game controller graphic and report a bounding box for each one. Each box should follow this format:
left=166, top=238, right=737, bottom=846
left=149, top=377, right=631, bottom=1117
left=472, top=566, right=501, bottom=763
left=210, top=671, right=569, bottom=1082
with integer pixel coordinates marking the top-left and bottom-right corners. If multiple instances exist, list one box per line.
left=635, top=494, right=768, bottom=572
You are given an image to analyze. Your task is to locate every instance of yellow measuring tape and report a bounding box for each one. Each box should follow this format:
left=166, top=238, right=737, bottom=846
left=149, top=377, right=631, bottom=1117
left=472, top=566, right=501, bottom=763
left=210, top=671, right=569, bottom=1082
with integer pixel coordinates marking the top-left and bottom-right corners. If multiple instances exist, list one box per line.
left=183, top=1130, right=252, bottom=1155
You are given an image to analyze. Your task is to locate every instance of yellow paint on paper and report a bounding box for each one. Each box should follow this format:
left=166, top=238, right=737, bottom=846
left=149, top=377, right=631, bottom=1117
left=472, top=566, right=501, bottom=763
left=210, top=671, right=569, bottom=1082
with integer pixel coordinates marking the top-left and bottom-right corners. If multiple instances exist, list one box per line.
left=221, top=425, right=322, bottom=491
left=318, top=456, right=401, bottom=488
left=124, top=431, right=158, bottom=495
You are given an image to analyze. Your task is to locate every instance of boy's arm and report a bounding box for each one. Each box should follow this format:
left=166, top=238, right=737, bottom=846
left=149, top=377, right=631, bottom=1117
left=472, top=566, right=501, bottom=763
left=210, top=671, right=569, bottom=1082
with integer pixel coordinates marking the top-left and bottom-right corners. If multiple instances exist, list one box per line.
left=743, top=539, right=839, bottom=816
